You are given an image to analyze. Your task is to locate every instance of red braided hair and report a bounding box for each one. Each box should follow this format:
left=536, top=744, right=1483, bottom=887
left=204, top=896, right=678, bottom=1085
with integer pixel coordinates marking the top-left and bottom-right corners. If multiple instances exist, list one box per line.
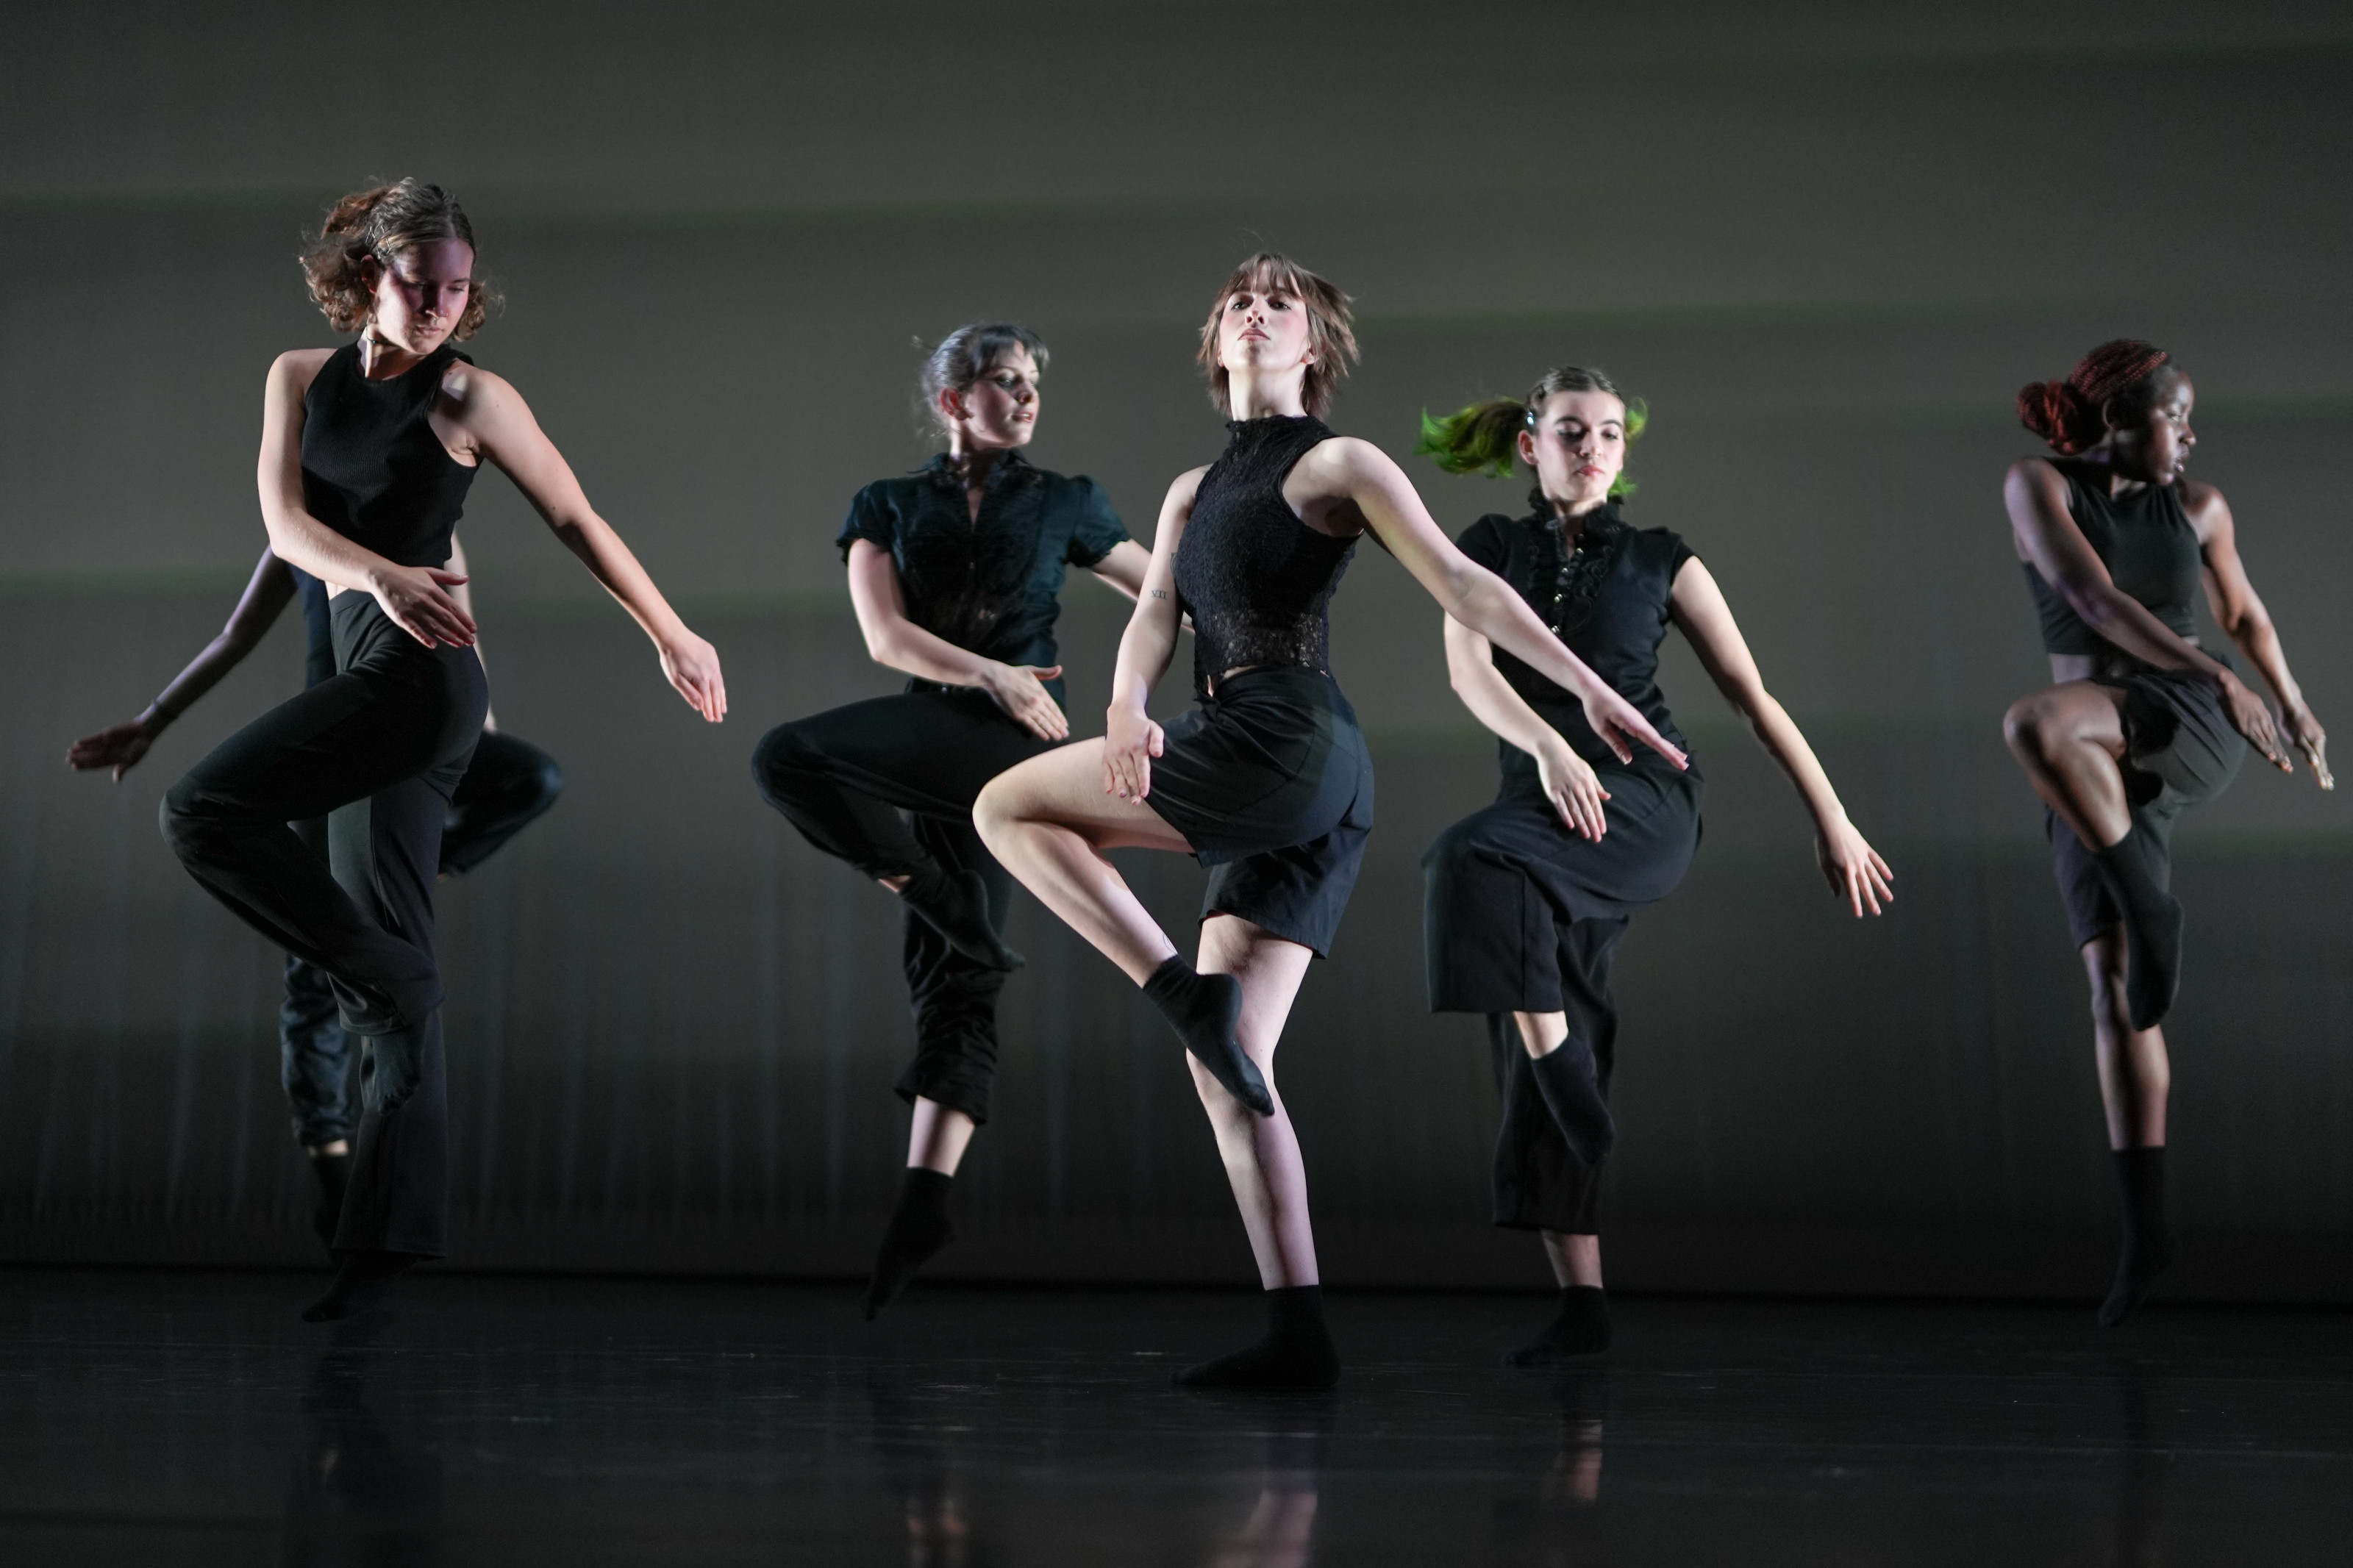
left=2016, top=340, right=2173, bottom=455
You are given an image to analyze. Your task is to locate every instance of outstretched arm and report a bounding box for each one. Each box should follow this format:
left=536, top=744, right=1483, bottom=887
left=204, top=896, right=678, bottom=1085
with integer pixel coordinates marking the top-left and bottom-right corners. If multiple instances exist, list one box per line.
left=456, top=366, right=726, bottom=723
left=1670, top=560, right=1892, bottom=915
left=846, top=541, right=1067, bottom=741
left=2193, top=487, right=2327, bottom=787
left=1441, top=617, right=1614, bottom=842
left=67, top=545, right=297, bottom=780
left=2007, top=457, right=2280, bottom=765
left=1304, top=437, right=1685, bottom=770
left=1100, top=473, right=1197, bottom=801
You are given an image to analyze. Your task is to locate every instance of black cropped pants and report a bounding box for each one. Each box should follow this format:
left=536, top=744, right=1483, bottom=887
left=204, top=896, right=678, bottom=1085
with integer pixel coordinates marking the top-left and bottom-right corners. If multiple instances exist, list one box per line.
left=165, top=595, right=487, bottom=1256
left=751, top=684, right=1053, bottom=1124
left=279, top=730, right=564, bottom=1148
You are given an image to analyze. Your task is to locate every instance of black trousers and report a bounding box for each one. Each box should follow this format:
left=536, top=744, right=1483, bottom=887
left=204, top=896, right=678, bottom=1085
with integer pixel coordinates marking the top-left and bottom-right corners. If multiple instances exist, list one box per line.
left=1485, top=917, right=1630, bottom=1235
left=751, top=684, right=1052, bottom=1123
left=279, top=731, right=564, bottom=1148
left=165, top=595, right=487, bottom=1255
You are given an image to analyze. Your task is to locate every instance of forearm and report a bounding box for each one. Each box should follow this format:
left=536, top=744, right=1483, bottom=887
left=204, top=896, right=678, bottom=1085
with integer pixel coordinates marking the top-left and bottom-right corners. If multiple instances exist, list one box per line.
left=2228, top=615, right=2307, bottom=714
left=1109, top=612, right=1177, bottom=717
left=143, top=632, right=258, bottom=727
left=2068, top=581, right=2229, bottom=679
left=1448, top=643, right=1563, bottom=759
left=1742, top=692, right=1852, bottom=828
left=865, top=618, right=1001, bottom=687
left=1449, top=573, right=1607, bottom=701
left=263, top=505, right=398, bottom=597
left=549, top=513, right=690, bottom=645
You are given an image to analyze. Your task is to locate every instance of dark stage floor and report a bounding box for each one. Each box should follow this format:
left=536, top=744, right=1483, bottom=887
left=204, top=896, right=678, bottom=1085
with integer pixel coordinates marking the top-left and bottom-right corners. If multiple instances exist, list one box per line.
left=3, top=1267, right=2349, bottom=1565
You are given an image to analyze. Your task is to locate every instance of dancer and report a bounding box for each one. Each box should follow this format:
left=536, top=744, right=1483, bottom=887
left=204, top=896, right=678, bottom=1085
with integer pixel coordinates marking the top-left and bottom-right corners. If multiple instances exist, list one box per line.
left=2002, top=340, right=2326, bottom=1325
left=71, top=536, right=563, bottom=1254
left=974, top=255, right=1688, bottom=1389
left=159, top=179, right=724, bottom=1320
left=1417, top=368, right=1892, bottom=1365
left=751, top=323, right=1150, bottom=1317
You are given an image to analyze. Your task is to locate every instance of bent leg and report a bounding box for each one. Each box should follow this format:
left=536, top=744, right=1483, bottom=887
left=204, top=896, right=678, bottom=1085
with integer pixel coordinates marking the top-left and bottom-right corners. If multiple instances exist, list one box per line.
left=2085, top=931, right=2168, bottom=1150
left=2004, top=681, right=2133, bottom=849
left=440, top=729, right=564, bottom=876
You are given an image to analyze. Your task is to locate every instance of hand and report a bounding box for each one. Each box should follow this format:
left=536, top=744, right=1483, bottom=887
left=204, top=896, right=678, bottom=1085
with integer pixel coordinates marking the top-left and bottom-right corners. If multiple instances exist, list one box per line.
left=979, top=662, right=1069, bottom=742
left=2217, top=670, right=2288, bottom=772
left=658, top=629, right=728, bottom=723
left=2285, top=702, right=2332, bottom=791
left=1815, top=812, right=1895, bottom=917
left=1534, top=734, right=1611, bottom=842
left=1578, top=686, right=1688, bottom=771
left=68, top=715, right=162, bottom=780
left=1103, top=702, right=1165, bottom=802
left=371, top=565, right=476, bottom=649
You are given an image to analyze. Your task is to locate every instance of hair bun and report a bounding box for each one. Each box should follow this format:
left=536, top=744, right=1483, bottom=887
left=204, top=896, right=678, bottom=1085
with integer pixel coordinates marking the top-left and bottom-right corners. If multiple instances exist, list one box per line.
left=2016, top=378, right=2095, bottom=454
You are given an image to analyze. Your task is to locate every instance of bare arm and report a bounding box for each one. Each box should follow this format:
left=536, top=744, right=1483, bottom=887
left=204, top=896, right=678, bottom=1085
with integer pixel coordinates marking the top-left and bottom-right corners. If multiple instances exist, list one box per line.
left=1670, top=559, right=1893, bottom=914
left=2191, top=485, right=2327, bottom=787
left=1100, top=473, right=1197, bottom=801
left=443, top=536, right=499, bottom=733
left=1087, top=539, right=1153, bottom=601
left=255, top=351, right=477, bottom=649
left=1300, top=438, right=1685, bottom=769
left=844, top=540, right=1066, bottom=741
left=1441, top=617, right=1614, bottom=842
left=451, top=365, right=725, bottom=723
left=67, top=546, right=298, bottom=780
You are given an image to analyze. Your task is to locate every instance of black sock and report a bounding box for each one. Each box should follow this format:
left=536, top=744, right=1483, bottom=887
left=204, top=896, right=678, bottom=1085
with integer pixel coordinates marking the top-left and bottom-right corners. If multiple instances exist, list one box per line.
left=1525, top=1039, right=1614, bottom=1165
left=1176, top=1285, right=1340, bottom=1390
left=1143, top=958, right=1272, bottom=1117
left=865, top=1167, right=956, bottom=1320
left=2091, top=820, right=2185, bottom=1031
left=900, top=867, right=1023, bottom=973
left=1503, top=1286, right=1611, bottom=1366
left=2099, top=1147, right=2177, bottom=1328
left=301, top=1250, right=418, bottom=1322
left=307, top=1150, right=352, bottom=1254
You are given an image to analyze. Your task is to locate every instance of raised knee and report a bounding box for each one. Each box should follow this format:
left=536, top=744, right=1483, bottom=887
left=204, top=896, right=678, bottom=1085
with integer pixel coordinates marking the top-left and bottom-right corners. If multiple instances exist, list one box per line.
left=971, top=777, right=1016, bottom=845
left=2002, top=696, right=2057, bottom=761
left=531, top=759, right=565, bottom=809
left=158, top=775, right=216, bottom=856
left=749, top=722, right=817, bottom=797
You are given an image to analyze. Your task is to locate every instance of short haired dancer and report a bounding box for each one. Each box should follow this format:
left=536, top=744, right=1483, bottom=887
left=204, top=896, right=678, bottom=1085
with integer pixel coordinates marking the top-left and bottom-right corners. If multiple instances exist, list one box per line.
left=2002, top=340, right=2327, bottom=1325
left=751, top=325, right=1151, bottom=1315
left=70, top=536, right=563, bottom=1256
left=160, top=179, right=725, bottom=1320
left=974, top=257, right=1688, bottom=1389
left=1417, top=368, right=1891, bottom=1364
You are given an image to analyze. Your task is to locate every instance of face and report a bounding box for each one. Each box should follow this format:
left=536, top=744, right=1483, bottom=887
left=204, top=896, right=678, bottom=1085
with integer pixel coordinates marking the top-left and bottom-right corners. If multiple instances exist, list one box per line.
left=1517, top=390, right=1629, bottom=514
left=362, top=239, right=475, bottom=355
left=1217, top=282, right=1315, bottom=381
left=2107, top=370, right=2195, bottom=482
left=942, top=348, right=1040, bottom=451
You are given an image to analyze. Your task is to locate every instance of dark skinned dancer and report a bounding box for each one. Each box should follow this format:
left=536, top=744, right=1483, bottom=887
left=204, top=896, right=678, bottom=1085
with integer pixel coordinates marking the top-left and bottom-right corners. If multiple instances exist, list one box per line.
left=751, top=324, right=1154, bottom=1316
left=2002, top=339, right=2327, bottom=1325
left=160, top=179, right=725, bottom=1321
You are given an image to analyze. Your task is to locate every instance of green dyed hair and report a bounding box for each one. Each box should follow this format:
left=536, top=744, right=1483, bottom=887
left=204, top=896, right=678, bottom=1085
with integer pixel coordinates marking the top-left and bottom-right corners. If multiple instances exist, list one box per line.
left=1415, top=365, right=1649, bottom=501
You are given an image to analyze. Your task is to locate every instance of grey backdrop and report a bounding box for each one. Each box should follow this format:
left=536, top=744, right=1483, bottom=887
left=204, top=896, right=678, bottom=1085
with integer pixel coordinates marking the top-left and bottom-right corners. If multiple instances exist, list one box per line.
left=3, top=1, right=2348, bottom=1300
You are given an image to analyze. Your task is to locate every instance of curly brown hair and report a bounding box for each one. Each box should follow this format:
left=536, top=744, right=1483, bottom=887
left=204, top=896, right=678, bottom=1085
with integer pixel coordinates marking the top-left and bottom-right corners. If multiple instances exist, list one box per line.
left=1196, top=252, right=1359, bottom=419
left=299, top=179, right=497, bottom=340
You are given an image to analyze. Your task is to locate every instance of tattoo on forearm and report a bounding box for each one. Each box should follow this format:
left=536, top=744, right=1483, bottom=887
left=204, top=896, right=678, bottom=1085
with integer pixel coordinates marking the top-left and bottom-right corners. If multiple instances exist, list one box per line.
left=1149, top=589, right=1168, bottom=600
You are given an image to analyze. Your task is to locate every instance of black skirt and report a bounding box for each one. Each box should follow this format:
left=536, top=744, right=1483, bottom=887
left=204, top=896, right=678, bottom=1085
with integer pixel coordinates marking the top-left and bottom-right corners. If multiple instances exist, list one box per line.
left=2047, top=664, right=2247, bottom=948
left=1145, top=666, right=1374, bottom=957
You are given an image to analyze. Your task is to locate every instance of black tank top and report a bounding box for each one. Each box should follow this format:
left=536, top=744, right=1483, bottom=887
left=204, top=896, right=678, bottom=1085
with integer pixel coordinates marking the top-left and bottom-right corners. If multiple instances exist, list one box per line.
left=1174, top=415, right=1357, bottom=695
left=2024, top=457, right=2202, bottom=654
left=300, top=342, right=478, bottom=569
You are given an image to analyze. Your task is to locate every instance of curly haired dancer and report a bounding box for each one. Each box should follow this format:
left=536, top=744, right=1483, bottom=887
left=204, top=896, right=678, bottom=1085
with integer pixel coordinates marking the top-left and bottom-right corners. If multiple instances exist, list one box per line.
left=1418, top=367, right=1890, bottom=1364
left=160, top=179, right=724, bottom=1321
left=2002, top=339, right=2327, bottom=1325
left=974, top=257, right=1687, bottom=1389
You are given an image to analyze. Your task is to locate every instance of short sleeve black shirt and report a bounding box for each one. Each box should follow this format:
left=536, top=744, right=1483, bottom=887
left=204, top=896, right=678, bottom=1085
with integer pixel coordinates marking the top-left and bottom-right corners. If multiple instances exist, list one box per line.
left=1456, top=502, right=1699, bottom=781
left=837, top=451, right=1127, bottom=680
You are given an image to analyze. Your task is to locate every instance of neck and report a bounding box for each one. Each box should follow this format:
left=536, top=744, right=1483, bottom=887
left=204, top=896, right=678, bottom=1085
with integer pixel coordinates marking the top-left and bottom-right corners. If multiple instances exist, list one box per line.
left=2082, top=445, right=2154, bottom=497
left=1544, top=493, right=1611, bottom=522
left=357, top=329, right=430, bottom=381
left=1227, top=369, right=1309, bottom=423
left=946, top=438, right=1008, bottom=481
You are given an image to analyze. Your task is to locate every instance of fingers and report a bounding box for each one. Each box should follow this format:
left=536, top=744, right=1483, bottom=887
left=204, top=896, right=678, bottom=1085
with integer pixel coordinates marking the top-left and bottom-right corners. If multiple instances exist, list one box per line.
left=426, top=569, right=471, bottom=586
left=1148, top=723, right=1165, bottom=758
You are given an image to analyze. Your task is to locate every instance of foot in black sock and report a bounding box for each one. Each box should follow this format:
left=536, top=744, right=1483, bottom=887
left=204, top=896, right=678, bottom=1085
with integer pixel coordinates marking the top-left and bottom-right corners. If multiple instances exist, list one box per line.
left=1143, top=959, right=1272, bottom=1117
left=2099, top=1147, right=2177, bottom=1328
left=307, top=1151, right=352, bottom=1254
left=1176, top=1286, right=1340, bottom=1390
left=301, top=1250, right=418, bottom=1322
left=900, top=867, right=1024, bottom=972
left=865, top=1167, right=956, bottom=1320
left=1526, top=1039, right=1614, bottom=1164
left=2091, top=820, right=2185, bottom=1031
left=1503, top=1286, right=1611, bottom=1366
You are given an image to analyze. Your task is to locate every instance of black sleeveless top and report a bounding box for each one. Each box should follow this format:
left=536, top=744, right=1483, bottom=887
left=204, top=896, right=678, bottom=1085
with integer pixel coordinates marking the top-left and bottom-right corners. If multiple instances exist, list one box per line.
left=1174, top=415, right=1357, bottom=696
left=300, top=342, right=478, bottom=569
left=2024, top=457, right=2202, bottom=654
left=1454, top=501, right=1697, bottom=776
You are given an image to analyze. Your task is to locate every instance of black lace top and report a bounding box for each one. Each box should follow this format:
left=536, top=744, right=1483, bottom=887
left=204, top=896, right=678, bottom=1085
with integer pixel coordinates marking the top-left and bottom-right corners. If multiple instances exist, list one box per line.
left=1174, top=415, right=1357, bottom=696
left=837, top=451, right=1128, bottom=687
left=2024, top=457, right=2202, bottom=656
left=1455, top=501, right=1697, bottom=776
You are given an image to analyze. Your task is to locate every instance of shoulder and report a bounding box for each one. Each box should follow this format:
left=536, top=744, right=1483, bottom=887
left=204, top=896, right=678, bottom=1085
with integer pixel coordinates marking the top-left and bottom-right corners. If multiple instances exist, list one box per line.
left=2177, top=477, right=2232, bottom=533
left=269, top=346, right=337, bottom=394
left=1165, top=465, right=1211, bottom=509
left=438, top=359, right=517, bottom=412
left=847, top=473, right=921, bottom=519
left=1454, top=512, right=1515, bottom=556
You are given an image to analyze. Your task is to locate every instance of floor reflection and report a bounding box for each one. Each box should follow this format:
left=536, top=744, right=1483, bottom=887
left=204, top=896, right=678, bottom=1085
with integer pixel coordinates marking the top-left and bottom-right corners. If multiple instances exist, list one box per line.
left=281, top=1323, right=446, bottom=1567
left=1204, top=1400, right=1330, bottom=1568
left=866, top=1367, right=992, bottom=1568
left=2110, top=1375, right=2169, bottom=1568
left=1493, top=1370, right=1609, bottom=1566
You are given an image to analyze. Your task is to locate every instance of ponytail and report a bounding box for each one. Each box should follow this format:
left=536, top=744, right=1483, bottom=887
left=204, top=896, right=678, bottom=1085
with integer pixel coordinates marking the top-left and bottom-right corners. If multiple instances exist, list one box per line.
left=1414, top=366, right=1648, bottom=501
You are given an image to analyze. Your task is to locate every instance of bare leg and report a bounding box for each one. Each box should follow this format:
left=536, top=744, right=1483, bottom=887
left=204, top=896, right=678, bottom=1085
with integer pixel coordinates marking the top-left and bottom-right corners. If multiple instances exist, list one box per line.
left=2085, top=931, right=2169, bottom=1150
left=1540, top=1232, right=1603, bottom=1289
left=905, top=1098, right=977, bottom=1176
left=1189, top=916, right=1319, bottom=1288
left=2004, top=682, right=2132, bottom=850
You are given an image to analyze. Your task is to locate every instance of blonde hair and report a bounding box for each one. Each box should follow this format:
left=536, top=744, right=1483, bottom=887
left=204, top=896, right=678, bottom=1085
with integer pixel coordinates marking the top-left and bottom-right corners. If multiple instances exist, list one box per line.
left=1196, top=251, right=1359, bottom=418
